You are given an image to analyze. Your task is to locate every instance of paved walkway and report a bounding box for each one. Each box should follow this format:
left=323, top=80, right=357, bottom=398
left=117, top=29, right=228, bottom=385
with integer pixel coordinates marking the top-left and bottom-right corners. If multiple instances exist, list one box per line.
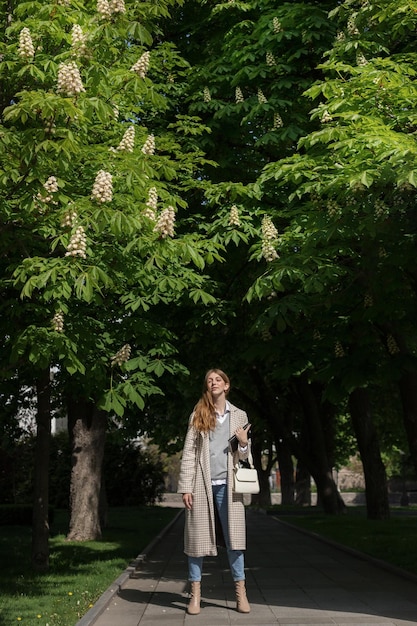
left=77, top=507, right=417, bottom=626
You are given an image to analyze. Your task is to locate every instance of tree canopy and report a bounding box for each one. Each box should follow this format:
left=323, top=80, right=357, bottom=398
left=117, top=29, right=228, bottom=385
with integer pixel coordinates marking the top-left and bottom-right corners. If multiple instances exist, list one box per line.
left=2, top=0, right=417, bottom=547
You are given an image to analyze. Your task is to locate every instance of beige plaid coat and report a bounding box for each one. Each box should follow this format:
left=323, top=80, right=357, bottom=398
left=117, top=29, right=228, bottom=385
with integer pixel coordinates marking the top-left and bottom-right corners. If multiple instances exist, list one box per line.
left=177, top=403, right=250, bottom=557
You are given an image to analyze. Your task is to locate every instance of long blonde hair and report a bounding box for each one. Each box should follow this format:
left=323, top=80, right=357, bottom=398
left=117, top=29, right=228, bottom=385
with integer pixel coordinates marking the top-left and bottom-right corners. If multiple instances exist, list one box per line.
left=192, top=368, right=231, bottom=433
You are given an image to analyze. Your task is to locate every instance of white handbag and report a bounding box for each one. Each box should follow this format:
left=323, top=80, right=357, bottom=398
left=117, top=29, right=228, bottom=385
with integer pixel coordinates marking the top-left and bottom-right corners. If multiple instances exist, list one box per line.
left=233, top=450, right=260, bottom=494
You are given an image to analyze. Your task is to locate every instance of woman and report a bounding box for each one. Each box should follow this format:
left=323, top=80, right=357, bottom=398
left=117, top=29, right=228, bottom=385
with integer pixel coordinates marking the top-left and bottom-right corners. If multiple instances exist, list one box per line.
left=177, top=368, right=251, bottom=615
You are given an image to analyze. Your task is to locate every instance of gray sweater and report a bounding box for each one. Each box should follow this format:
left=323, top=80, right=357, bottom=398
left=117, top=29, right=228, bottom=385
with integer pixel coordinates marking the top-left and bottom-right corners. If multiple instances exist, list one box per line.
left=209, top=416, right=229, bottom=482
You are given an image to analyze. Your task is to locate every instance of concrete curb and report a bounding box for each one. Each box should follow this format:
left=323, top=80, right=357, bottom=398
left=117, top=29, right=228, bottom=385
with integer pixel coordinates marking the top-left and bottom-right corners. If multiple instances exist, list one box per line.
left=75, top=509, right=184, bottom=626
left=273, top=515, right=417, bottom=586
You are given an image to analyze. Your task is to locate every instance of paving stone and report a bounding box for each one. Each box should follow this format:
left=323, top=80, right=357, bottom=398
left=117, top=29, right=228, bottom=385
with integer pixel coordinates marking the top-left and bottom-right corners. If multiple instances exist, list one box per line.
left=76, top=505, right=417, bottom=626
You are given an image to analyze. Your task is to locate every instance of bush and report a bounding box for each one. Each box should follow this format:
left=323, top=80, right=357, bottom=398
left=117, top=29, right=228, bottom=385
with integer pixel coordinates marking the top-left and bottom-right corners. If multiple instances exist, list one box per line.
left=0, top=430, right=165, bottom=508
left=0, top=504, right=54, bottom=526
left=0, top=437, right=35, bottom=505
left=103, top=434, right=165, bottom=506
left=0, top=432, right=71, bottom=508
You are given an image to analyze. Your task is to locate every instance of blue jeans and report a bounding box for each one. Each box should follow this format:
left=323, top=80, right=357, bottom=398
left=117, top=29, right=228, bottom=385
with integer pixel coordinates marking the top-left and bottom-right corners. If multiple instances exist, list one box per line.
left=188, top=484, right=245, bottom=582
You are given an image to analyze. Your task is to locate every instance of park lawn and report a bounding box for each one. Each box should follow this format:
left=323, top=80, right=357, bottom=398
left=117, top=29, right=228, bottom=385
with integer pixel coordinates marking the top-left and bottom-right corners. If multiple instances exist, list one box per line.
left=271, top=505, right=417, bottom=578
left=0, top=506, right=179, bottom=626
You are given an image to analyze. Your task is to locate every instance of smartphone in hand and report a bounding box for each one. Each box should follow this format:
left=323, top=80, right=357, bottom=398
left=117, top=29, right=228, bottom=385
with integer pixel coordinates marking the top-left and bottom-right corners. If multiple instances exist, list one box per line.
left=228, top=423, right=250, bottom=452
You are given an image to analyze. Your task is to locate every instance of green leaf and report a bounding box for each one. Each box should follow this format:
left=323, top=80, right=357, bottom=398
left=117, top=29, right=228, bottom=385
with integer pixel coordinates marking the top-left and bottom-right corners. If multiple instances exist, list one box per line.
left=360, top=171, right=374, bottom=188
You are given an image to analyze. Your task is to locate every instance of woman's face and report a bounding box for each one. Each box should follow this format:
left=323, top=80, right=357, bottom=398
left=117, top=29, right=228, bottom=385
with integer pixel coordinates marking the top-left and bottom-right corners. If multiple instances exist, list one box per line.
left=206, top=371, right=229, bottom=398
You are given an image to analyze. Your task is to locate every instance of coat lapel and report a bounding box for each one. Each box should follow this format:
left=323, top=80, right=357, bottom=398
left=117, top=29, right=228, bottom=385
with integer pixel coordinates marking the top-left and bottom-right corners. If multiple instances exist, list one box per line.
left=229, top=402, right=242, bottom=438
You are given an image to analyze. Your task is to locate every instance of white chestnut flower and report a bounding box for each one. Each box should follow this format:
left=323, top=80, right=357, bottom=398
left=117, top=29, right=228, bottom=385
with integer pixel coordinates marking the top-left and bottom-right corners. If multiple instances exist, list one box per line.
left=235, top=87, right=244, bottom=103
left=143, top=187, right=158, bottom=222
left=261, top=215, right=279, bottom=262
left=130, top=51, right=150, bottom=78
left=229, top=204, right=240, bottom=227
left=347, top=15, right=360, bottom=36
left=18, top=27, right=35, bottom=60
left=144, top=207, right=156, bottom=221
left=266, top=51, right=276, bottom=66
left=111, top=343, right=131, bottom=366
left=387, top=334, right=400, bottom=355
left=71, top=25, right=88, bottom=57
left=44, top=176, right=59, bottom=193
left=109, top=0, right=126, bottom=13
left=203, top=87, right=211, bottom=103
left=272, top=17, right=283, bottom=33
left=65, top=225, right=87, bottom=258
left=141, top=134, right=155, bottom=155
left=57, top=61, right=85, bottom=96
left=91, top=170, right=113, bottom=203
left=116, top=126, right=135, bottom=152
left=143, top=187, right=157, bottom=220
left=257, top=88, right=267, bottom=104
left=364, top=293, right=373, bottom=308
left=356, top=52, right=368, bottom=66
left=36, top=176, right=59, bottom=204
left=154, top=206, right=175, bottom=238
left=61, top=208, right=78, bottom=227
left=374, top=199, right=389, bottom=221
left=44, top=118, right=56, bottom=134
left=97, top=0, right=112, bottom=18
left=52, top=311, right=64, bottom=333
left=273, top=113, right=283, bottom=129
left=146, top=187, right=158, bottom=209
left=327, top=200, right=341, bottom=218
left=321, top=110, right=333, bottom=123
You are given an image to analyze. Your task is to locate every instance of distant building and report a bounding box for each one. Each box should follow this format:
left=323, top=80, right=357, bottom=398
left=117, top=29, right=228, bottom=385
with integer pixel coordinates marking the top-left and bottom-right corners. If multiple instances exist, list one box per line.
left=51, top=416, right=67, bottom=435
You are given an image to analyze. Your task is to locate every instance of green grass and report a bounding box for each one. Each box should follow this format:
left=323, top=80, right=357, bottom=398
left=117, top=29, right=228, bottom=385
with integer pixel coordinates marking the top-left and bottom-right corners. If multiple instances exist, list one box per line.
left=269, top=505, right=417, bottom=577
left=0, top=506, right=179, bottom=626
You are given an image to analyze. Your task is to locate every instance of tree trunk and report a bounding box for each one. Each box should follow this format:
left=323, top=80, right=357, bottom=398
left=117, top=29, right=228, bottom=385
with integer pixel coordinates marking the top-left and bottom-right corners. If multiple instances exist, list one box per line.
left=398, top=370, right=417, bottom=477
left=250, top=435, right=272, bottom=507
left=378, top=328, right=417, bottom=477
left=276, top=439, right=295, bottom=505
left=67, top=397, right=106, bottom=541
left=295, top=462, right=311, bottom=506
left=295, top=375, right=346, bottom=515
left=252, top=468, right=271, bottom=507
left=31, top=368, right=51, bottom=571
left=99, top=474, right=109, bottom=530
left=244, top=367, right=295, bottom=506
left=348, top=387, right=390, bottom=520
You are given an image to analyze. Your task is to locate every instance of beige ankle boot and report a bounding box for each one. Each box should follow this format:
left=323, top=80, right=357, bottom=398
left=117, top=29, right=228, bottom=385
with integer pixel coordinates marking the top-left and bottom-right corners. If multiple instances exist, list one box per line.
left=187, top=581, right=201, bottom=615
left=235, top=580, right=250, bottom=613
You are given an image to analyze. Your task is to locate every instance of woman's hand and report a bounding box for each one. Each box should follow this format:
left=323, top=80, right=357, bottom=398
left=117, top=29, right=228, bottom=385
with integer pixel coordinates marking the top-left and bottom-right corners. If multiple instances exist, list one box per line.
left=182, top=493, right=193, bottom=510
left=235, top=424, right=250, bottom=447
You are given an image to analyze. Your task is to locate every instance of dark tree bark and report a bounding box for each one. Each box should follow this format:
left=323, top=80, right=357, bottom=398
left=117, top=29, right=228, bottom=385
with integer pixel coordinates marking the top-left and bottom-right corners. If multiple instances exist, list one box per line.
left=250, top=438, right=274, bottom=507
left=295, top=461, right=311, bottom=506
left=377, top=328, right=417, bottom=477
left=99, top=474, right=109, bottom=530
left=31, top=368, right=51, bottom=571
left=295, top=375, right=346, bottom=515
left=242, top=367, right=296, bottom=505
left=348, top=387, right=390, bottom=520
left=67, top=397, right=106, bottom=541
left=398, top=370, right=417, bottom=477
left=252, top=466, right=271, bottom=507
left=321, top=399, right=337, bottom=469
left=243, top=368, right=344, bottom=513
left=276, top=439, right=295, bottom=505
